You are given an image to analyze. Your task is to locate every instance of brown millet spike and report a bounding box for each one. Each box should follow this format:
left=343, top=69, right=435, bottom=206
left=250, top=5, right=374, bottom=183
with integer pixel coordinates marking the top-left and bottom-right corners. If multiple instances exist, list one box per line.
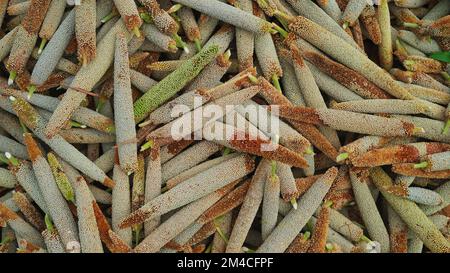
left=142, top=0, right=179, bottom=35
left=295, top=175, right=321, bottom=196
left=426, top=15, right=450, bottom=37
left=351, top=143, right=450, bottom=167
left=392, top=164, right=450, bottom=179
left=257, top=77, right=339, bottom=160
left=129, top=52, right=150, bottom=69
left=352, top=145, right=420, bottom=167
left=23, top=133, right=42, bottom=162
left=12, top=191, right=45, bottom=232
left=37, top=72, right=71, bottom=92
left=185, top=221, right=216, bottom=247
left=286, top=234, right=311, bottom=253
left=360, top=6, right=381, bottom=44
left=268, top=105, right=323, bottom=125
left=0, top=203, right=19, bottom=221
left=325, top=189, right=354, bottom=210
left=229, top=132, right=309, bottom=168
left=191, top=244, right=206, bottom=253
left=198, top=179, right=251, bottom=223
left=123, top=14, right=142, bottom=33
left=17, top=239, right=42, bottom=253
left=291, top=121, right=339, bottom=160
left=400, top=55, right=444, bottom=74
left=22, top=0, right=52, bottom=34
left=92, top=201, right=132, bottom=253
left=167, top=140, right=195, bottom=156
left=135, top=52, right=161, bottom=75
left=307, top=205, right=330, bottom=253
left=65, top=37, right=78, bottom=55
left=302, top=51, right=391, bottom=99
left=15, top=71, right=69, bottom=93
left=425, top=142, right=450, bottom=154
left=118, top=207, right=154, bottom=229
left=288, top=41, right=306, bottom=68
left=352, top=20, right=365, bottom=51
left=390, top=225, right=408, bottom=253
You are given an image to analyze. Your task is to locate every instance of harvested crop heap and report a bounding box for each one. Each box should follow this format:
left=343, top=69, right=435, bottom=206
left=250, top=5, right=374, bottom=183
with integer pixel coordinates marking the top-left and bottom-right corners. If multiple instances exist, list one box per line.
left=0, top=0, right=449, bottom=253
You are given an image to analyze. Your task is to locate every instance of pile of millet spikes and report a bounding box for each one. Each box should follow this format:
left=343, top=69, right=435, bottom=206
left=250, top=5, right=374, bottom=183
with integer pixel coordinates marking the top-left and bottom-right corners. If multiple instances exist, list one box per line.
left=0, top=0, right=449, bottom=253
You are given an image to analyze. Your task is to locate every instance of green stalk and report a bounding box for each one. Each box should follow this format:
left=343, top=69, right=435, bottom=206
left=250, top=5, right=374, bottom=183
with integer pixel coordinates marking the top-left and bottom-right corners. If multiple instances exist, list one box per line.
left=222, top=147, right=232, bottom=156
left=134, top=227, right=142, bottom=246
left=140, top=12, right=153, bottom=24
left=204, top=243, right=213, bottom=253
left=248, top=74, right=259, bottom=84
left=172, top=33, right=189, bottom=53
left=27, top=85, right=37, bottom=100
left=360, top=235, right=371, bottom=243
left=303, top=231, right=311, bottom=240
left=342, top=22, right=349, bottom=30
left=167, top=4, right=183, bottom=14
left=290, top=198, right=298, bottom=210
left=194, top=38, right=202, bottom=52
left=8, top=71, right=17, bottom=86
left=47, top=152, right=75, bottom=202
left=69, top=121, right=87, bottom=129
left=325, top=243, right=334, bottom=251
left=403, top=22, right=420, bottom=29
left=140, top=139, right=154, bottom=152
left=272, top=23, right=288, bottom=39
left=214, top=220, right=229, bottom=243
left=19, top=120, right=29, bottom=133
left=45, top=214, right=54, bottom=232
left=38, top=39, right=47, bottom=55
left=95, top=99, right=106, bottom=113
left=275, top=15, right=289, bottom=31
left=272, top=74, right=282, bottom=93
left=0, top=154, right=9, bottom=165
left=4, top=152, right=19, bottom=166
left=441, top=72, right=450, bottom=81
left=304, top=146, right=315, bottom=155
left=336, top=152, right=349, bottom=162
left=0, top=236, right=12, bottom=245
left=413, top=161, right=428, bottom=169
left=443, top=119, right=450, bottom=134
left=101, top=10, right=118, bottom=23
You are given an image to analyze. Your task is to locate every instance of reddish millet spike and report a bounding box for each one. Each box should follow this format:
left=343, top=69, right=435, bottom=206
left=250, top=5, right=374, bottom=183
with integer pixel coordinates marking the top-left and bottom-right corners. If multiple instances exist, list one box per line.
left=301, top=51, right=390, bottom=99
left=257, top=77, right=339, bottom=160
left=92, top=201, right=132, bottom=253
left=286, top=233, right=311, bottom=253
left=0, top=202, right=19, bottom=221
left=23, top=133, right=42, bottom=162
left=228, top=132, right=309, bottom=168
left=12, top=191, right=45, bottom=231
left=22, top=0, right=52, bottom=34
left=307, top=204, right=330, bottom=253
left=392, top=164, right=450, bottom=179
left=198, top=179, right=251, bottom=224
left=351, top=143, right=450, bottom=167
left=140, top=0, right=179, bottom=35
